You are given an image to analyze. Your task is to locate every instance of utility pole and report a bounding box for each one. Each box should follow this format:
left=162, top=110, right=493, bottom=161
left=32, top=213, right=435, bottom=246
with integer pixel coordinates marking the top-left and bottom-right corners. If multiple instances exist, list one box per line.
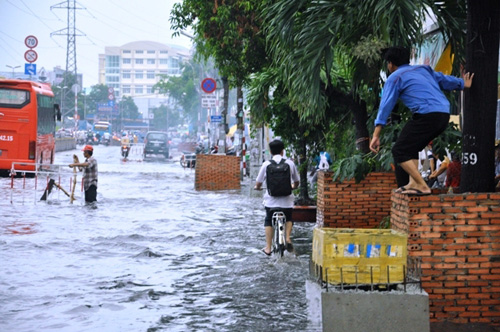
left=461, top=0, right=500, bottom=192
left=51, top=0, right=85, bottom=128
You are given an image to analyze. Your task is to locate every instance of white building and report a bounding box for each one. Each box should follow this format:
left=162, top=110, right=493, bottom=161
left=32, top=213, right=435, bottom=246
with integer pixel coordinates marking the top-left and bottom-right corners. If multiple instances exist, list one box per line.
left=98, top=41, right=191, bottom=118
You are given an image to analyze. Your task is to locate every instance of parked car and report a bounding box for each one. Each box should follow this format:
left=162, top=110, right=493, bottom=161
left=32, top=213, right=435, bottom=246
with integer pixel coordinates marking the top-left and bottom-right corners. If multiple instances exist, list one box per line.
left=144, top=131, right=170, bottom=158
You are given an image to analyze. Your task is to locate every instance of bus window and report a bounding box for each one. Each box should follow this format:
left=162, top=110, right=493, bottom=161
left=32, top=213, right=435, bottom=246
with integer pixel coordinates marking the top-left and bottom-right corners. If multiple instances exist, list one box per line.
left=0, top=88, right=30, bottom=108
left=37, top=95, right=56, bottom=135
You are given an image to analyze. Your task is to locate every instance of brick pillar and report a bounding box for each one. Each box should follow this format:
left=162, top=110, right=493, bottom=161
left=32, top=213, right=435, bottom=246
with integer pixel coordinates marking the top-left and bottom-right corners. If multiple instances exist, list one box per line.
left=316, top=171, right=397, bottom=228
left=195, top=154, right=240, bottom=190
left=391, top=192, right=500, bottom=324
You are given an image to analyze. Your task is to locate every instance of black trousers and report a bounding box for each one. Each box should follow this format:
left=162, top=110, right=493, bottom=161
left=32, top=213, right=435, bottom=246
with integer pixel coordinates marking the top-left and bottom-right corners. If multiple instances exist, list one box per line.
left=392, top=112, right=449, bottom=163
left=392, top=112, right=449, bottom=187
left=85, top=184, right=97, bottom=203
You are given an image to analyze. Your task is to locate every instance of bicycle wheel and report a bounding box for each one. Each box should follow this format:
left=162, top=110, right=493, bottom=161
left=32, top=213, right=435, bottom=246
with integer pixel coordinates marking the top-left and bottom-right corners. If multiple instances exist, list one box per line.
left=277, top=222, right=286, bottom=257
left=272, top=224, right=279, bottom=255
left=278, top=243, right=285, bottom=257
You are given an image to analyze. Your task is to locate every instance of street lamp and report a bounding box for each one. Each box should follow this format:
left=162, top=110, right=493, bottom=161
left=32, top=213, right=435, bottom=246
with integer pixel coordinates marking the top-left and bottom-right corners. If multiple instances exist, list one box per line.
left=6, top=65, right=21, bottom=78
left=60, top=86, right=68, bottom=121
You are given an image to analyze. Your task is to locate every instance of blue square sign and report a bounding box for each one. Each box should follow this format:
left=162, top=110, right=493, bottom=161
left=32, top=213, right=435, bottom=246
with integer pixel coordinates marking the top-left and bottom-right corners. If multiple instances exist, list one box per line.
left=24, top=63, right=36, bottom=75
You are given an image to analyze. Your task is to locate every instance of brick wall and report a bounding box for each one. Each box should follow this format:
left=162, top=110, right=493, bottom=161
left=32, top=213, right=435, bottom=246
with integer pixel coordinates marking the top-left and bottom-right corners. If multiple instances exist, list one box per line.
left=195, top=154, right=240, bottom=191
left=317, top=171, right=397, bottom=228
left=391, top=192, right=500, bottom=324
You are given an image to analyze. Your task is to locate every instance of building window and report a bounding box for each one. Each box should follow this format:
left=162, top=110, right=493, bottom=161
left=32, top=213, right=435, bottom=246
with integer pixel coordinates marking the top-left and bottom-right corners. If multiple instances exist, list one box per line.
left=160, top=50, right=168, bottom=54
left=123, top=58, right=131, bottom=64
left=135, top=50, right=144, bottom=54
left=122, top=86, right=131, bottom=94
left=135, top=58, right=144, bottom=65
left=168, top=68, right=180, bottom=75
left=106, top=55, right=120, bottom=67
left=147, top=85, right=153, bottom=94
left=147, top=50, right=155, bottom=54
left=106, top=76, right=120, bottom=83
left=168, top=57, right=180, bottom=68
left=159, top=58, right=168, bottom=65
left=122, top=71, right=131, bottom=79
left=135, top=86, right=143, bottom=94
left=123, top=50, right=131, bottom=54
left=146, top=71, right=155, bottom=79
left=135, top=72, right=144, bottom=79
left=147, top=59, right=155, bottom=65
left=159, top=70, right=168, bottom=76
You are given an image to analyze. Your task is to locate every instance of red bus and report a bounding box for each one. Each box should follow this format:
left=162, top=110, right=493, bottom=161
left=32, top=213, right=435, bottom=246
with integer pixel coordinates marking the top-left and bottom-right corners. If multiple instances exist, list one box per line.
left=0, top=79, right=61, bottom=174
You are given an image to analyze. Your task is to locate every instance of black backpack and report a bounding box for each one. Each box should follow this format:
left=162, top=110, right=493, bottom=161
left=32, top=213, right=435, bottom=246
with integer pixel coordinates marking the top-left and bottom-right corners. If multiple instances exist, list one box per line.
left=266, top=159, right=292, bottom=197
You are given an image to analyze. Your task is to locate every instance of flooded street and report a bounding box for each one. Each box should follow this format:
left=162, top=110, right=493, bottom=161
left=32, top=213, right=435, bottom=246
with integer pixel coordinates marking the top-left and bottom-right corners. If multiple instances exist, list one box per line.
left=0, top=145, right=320, bottom=332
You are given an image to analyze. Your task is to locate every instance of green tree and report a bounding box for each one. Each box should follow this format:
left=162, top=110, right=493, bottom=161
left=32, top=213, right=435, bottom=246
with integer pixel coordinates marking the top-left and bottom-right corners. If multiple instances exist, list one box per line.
left=149, top=104, right=181, bottom=131
left=261, top=0, right=465, bottom=148
left=154, top=60, right=202, bottom=131
left=86, top=84, right=109, bottom=118
left=250, top=0, right=466, bottom=183
left=171, top=0, right=267, bottom=145
left=119, top=96, right=140, bottom=121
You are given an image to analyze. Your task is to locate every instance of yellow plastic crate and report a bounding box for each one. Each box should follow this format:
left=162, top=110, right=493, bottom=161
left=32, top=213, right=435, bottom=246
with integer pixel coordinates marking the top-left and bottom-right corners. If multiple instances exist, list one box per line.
left=312, top=228, right=407, bottom=285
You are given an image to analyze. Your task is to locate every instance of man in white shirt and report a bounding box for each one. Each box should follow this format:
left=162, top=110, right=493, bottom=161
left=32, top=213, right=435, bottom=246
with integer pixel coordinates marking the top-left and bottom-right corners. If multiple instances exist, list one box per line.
left=254, top=139, right=300, bottom=256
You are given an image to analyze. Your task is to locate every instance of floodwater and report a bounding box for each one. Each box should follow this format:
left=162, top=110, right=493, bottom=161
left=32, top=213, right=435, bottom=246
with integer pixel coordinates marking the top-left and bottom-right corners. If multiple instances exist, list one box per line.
left=0, top=145, right=320, bottom=332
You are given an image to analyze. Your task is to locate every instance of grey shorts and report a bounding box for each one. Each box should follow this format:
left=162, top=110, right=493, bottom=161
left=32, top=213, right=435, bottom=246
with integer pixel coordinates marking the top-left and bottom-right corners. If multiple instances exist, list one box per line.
left=264, top=207, right=293, bottom=227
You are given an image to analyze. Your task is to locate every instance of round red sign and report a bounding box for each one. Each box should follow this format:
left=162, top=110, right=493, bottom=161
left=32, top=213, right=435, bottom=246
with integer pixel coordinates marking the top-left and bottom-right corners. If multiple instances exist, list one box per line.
left=201, top=78, right=217, bottom=94
left=24, top=49, right=38, bottom=63
left=25, top=35, right=38, bottom=48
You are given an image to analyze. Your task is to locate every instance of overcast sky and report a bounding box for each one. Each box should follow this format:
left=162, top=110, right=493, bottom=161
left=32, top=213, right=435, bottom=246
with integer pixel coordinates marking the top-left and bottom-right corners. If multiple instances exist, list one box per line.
left=0, top=0, right=193, bottom=89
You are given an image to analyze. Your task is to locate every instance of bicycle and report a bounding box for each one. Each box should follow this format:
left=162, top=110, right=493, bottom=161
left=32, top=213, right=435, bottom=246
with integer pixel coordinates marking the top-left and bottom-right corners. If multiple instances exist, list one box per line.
left=271, top=209, right=287, bottom=257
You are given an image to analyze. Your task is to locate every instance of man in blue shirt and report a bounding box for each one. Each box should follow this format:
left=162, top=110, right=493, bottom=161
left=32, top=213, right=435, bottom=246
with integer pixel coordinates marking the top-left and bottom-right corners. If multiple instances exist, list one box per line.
left=369, top=47, right=474, bottom=195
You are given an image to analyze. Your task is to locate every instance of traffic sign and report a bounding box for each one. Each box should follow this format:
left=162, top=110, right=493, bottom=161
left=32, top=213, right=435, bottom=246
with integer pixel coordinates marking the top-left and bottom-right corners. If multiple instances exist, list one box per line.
left=25, top=35, right=38, bottom=48
left=72, top=84, right=81, bottom=94
left=24, top=63, right=36, bottom=75
left=201, top=94, right=217, bottom=108
left=201, top=78, right=216, bottom=94
left=210, top=115, right=223, bottom=123
left=24, top=50, right=38, bottom=63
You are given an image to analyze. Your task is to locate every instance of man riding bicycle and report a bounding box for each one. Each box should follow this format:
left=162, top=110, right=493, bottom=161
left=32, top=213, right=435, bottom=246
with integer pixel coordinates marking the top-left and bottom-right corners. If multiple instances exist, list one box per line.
left=254, top=139, right=300, bottom=256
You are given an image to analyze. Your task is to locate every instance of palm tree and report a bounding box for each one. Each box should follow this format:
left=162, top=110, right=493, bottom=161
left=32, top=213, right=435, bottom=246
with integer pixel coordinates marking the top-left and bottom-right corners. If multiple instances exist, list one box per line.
left=255, top=0, right=465, bottom=153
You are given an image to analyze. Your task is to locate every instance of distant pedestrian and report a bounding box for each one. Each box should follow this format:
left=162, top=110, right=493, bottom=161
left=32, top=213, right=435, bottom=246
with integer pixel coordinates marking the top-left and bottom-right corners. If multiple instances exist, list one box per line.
left=311, top=151, right=333, bottom=183
left=369, top=46, right=474, bottom=195
left=445, top=152, right=461, bottom=190
left=69, top=145, right=98, bottom=203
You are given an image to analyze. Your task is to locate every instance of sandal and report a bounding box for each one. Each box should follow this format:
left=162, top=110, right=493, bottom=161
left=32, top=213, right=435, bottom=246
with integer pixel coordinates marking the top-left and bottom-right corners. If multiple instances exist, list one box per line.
left=394, top=186, right=407, bottom=193
left=261, top=248, right=271, bottom=256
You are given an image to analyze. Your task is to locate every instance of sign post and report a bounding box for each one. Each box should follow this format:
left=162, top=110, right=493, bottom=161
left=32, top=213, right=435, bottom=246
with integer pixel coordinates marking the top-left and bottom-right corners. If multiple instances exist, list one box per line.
left=24, top=35, right=38, bottom=77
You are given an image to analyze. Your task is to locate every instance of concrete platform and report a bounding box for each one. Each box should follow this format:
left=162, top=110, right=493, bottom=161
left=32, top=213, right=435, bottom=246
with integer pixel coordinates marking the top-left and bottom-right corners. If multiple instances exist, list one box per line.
left=306, top=280, right=429, bottom=332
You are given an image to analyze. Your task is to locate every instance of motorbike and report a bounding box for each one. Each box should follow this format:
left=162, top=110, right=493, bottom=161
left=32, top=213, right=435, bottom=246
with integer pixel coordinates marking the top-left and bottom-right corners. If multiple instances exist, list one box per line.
left=121, top=145, right=130, bottom=159
left=101, top=137, right=110, bottom=146
left=180, top=151, right=196, bottom=168
left=86, top=135, right=95, bottom=145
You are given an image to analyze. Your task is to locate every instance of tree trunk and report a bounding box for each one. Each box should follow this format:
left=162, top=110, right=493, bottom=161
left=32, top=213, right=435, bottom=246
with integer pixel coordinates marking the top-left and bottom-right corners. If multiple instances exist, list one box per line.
left=298, top=136, right=310, bottom=203
left=219, top=76, right=229, bottom=152
left=461, top=0, right=500, bottom=193
left=352, top=99, right=370, bottom=154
